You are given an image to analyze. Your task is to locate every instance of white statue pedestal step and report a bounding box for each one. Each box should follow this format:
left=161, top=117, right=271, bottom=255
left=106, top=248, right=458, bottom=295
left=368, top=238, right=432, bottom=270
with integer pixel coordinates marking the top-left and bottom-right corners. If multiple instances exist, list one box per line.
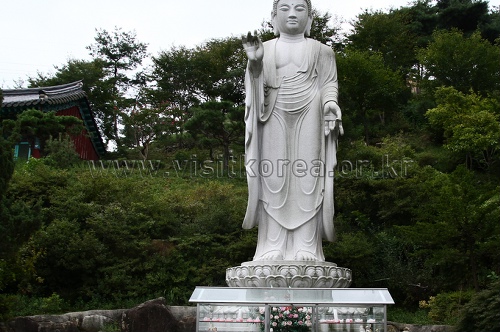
left=226, top=261, right=352, bottom=288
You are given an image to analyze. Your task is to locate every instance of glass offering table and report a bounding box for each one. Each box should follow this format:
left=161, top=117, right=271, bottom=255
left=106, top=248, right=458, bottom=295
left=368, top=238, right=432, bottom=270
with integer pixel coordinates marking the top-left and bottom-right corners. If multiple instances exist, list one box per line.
left=189, top=287, right=394, bottom=332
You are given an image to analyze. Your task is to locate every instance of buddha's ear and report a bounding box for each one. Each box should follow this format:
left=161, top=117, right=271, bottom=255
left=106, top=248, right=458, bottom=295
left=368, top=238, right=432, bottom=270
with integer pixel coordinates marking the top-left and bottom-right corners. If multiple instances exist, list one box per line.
left=305, top=16, right=313, bottom=37
left=272, top=13, right=279, bottom=36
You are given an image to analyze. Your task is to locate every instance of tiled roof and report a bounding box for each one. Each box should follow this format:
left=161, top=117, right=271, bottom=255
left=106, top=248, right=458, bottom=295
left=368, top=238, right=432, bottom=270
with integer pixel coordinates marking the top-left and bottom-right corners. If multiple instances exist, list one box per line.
left=1, top=80, right=87, bottom=108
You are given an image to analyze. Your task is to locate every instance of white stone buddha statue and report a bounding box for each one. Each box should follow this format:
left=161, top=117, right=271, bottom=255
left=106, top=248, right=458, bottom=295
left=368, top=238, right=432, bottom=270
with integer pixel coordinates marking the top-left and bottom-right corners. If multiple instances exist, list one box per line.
left=241, top=0, right=343, bottom=262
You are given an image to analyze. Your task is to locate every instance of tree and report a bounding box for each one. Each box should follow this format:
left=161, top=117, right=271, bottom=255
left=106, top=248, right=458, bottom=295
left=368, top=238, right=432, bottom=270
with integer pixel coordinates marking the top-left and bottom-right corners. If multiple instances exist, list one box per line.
left=150, top=46, right=201, bottom=148
left=153, top=37, right=247, bottom=105
left=191, top=38, right=246, bottom=105
left=397, top=0, right=439, bottom=49
left=348, top=9, right=418, bottom=75
left=426, top=87, right=500, bottom=170
left=418, top=29, right=500, bottom=95
left=0, top=91, right=15, bottom=207
left=87, top=27, right=148, bottom=151
left=455, top=280, right=500, bottom=332
left=121, top=103, right=174, bottom=160
left=337, top=49, right=410, bottom=143
left=395, top=166, right=500, bottom=292
left=151, top=37, right=247, bottom=150
left=436, top=0, right=490, bottom=36
left=184, top=101, right=244, bottom=172
left=479, top=5, right=500, bottom=43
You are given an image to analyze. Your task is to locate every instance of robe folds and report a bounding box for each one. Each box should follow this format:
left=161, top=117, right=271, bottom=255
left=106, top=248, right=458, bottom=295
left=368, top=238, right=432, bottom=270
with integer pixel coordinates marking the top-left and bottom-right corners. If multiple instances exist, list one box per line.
left=243, top=38, right=339, bottom=261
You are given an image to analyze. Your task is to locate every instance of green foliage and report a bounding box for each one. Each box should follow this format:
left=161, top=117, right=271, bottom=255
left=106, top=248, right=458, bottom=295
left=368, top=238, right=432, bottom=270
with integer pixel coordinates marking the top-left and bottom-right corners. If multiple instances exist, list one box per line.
left=348, top=9, right=418, bottom=73
left=0, top=92, right=15, bottom=198
left=436, top=0, right=492, bottom=38
left=0, top=293, right=68, bottom=320
left=1, top=109, right=83, bottom=157
left=38, top=293, right=67, bottom=314
left=184, top=100, right=244, bottom=171
left=420, top=290, right=475, bottom=325
left=122, top=105, right=174, bottom=160
left=86, top=27, right=148, bottom=149
left=395, top=166, right=500, bottom=294
left=426, top=87, right=500, bottom=169
left=1, top=163, right=251, bottom=309
left=0, top=132, right=14, bottom=201
left=455, top=281, right=500, bottom=332
left=418, top=29, right=500, bottom=95
left=337, top=49, right=410, bottom=144
left=43, top=134, right=82, bottom=169
left=0, top=294, right=17, bottom=321
left=387, top=307, right=433, bottom=325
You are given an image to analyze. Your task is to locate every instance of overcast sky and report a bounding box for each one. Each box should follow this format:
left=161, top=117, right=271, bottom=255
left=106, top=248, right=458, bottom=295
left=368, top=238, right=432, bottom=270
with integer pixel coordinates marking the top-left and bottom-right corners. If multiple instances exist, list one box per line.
left=1, top=0, right=499, bottom=88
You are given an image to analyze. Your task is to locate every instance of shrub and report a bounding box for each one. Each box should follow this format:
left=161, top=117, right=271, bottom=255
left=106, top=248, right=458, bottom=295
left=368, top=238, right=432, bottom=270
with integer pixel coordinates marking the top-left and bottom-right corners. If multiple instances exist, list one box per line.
left=455, top=281, right=500, bottom=332
left=421, top=290, right=474, bottom=325
left=43, top=135, right=81, bottom=169
left=0, top=294, right=17, bottom=321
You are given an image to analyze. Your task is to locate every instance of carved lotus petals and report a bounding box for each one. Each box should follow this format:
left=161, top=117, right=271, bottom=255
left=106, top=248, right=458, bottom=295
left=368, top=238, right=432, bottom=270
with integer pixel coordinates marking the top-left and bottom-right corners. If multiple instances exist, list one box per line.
left=305, top=266, right=324, bottom=277
left=266, top=276, right=289, bottom=288
left=290, top=275, right=313, bottom=288
left=320, top=276, right=337, bottom=288
left=254, top=265, right=274, bottom=277
left=226, top=263, right=352, bottom=288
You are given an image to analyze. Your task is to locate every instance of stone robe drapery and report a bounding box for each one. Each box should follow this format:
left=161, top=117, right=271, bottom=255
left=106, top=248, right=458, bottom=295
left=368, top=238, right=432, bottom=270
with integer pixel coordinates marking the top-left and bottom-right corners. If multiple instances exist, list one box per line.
left=243, top=38, right=339, bottom=261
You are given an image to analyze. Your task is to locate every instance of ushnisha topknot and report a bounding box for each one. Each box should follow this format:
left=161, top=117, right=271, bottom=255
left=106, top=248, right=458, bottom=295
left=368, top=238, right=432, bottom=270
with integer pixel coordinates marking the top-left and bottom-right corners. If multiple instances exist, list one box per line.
left=272, top=0, right=313, bottom=18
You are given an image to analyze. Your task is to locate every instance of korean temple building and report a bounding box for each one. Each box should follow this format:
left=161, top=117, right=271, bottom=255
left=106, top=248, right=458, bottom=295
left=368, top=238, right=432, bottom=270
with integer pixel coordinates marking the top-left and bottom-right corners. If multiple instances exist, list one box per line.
left=1, top=80, right=105, bottom=160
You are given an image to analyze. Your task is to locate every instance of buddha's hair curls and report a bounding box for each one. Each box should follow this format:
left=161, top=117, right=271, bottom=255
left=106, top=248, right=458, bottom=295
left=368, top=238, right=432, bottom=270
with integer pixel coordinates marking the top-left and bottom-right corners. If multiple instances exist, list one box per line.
left=272, top=0, right=313, bottom=18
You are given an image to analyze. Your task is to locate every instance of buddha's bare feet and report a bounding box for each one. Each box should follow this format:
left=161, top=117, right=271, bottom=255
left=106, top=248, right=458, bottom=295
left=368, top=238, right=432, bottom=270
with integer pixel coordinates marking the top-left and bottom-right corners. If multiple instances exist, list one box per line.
left=256, top=250, right=283, bottom=261
left=295, top=250, right=317, bottom=261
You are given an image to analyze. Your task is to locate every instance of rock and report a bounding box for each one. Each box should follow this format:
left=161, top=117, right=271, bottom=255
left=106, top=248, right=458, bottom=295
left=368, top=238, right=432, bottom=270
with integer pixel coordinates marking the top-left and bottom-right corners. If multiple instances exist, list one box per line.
left=11, top=315, right=81, bottom=332
left=169, top=306, right=196, bottom=332
left=81, top=314, right=113, bottom=332
left=121, top=298, right=178, bottom=332
left=388, top=323, right=400, bottom=332
left=0, top=299, right=192, bottom=332
left=388, top=321, right=454, bottom=332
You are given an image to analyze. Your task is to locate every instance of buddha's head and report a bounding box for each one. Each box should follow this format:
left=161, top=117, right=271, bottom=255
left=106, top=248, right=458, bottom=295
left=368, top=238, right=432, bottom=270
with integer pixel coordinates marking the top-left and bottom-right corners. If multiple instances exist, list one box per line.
left=272, top=0, right=313, bottom=37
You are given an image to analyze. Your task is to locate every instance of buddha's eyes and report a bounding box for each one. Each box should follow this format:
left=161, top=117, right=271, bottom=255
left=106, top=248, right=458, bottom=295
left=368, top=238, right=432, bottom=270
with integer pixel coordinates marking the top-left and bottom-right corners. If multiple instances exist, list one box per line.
left=279, top=4, right=307, bottom=12
left=279, top=4, right=290, bottom=11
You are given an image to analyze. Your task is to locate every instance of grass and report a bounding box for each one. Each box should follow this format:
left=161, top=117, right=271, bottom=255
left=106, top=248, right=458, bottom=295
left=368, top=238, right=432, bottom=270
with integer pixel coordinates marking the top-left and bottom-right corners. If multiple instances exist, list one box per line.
left=388, top=307, right=434, bottom=325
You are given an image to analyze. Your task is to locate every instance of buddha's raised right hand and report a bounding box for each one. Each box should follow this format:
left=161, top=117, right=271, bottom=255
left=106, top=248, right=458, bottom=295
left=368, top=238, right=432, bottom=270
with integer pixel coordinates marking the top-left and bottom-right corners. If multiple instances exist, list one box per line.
left=242, top=31, right=264, bottom=68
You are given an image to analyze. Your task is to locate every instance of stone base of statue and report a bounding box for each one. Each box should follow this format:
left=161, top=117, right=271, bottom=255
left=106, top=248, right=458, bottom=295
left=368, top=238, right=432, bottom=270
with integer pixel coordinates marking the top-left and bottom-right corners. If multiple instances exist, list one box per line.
left=226, top=261, right=352, bottom=288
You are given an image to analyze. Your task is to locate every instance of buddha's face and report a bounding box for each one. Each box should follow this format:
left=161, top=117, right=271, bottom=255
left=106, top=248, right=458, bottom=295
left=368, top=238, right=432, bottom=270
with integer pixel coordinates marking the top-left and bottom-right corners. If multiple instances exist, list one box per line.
left=273, top=0, right=312, bottom=36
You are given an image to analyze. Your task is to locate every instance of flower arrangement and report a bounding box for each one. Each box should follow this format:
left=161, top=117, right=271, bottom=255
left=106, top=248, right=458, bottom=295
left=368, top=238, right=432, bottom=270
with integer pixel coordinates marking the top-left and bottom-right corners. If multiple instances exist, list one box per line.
left=259, top=306, right=312, bottom=332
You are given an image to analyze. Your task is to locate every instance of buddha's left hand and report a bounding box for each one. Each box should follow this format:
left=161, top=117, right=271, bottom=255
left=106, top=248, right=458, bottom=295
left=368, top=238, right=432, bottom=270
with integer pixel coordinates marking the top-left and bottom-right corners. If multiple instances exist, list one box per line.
left=324, top=101, right=344, bottom=136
